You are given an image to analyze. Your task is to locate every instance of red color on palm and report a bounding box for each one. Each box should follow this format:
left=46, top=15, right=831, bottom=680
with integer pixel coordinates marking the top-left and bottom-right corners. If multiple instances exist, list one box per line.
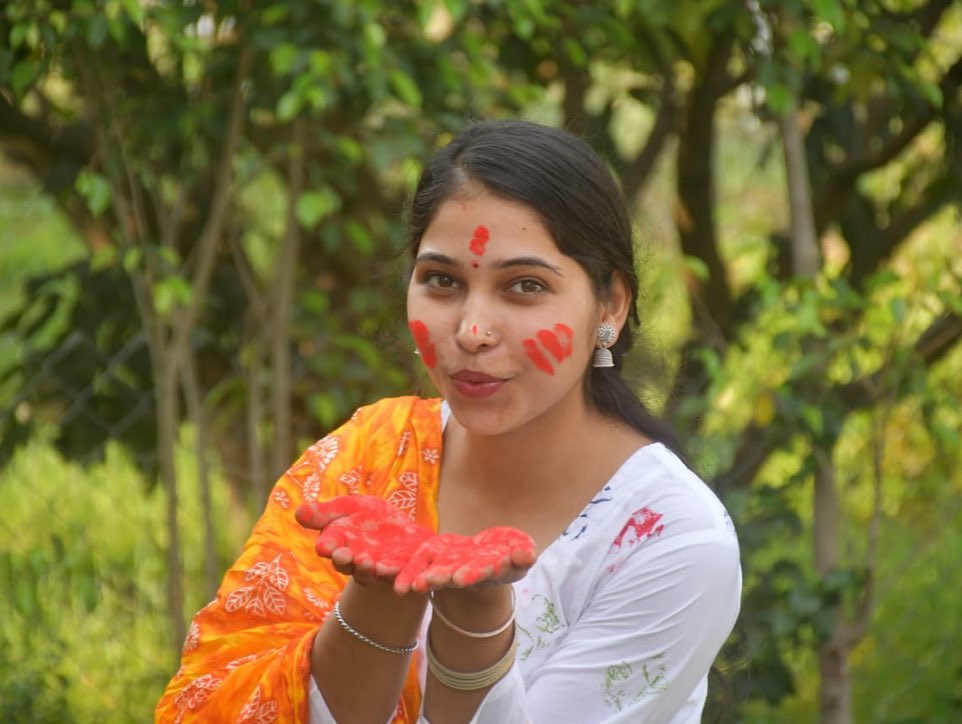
left=296, top=496, right=535, bottom=592
left=396, top=526, right=536, bottom=592
left=295, top=496, right=433, bottom=570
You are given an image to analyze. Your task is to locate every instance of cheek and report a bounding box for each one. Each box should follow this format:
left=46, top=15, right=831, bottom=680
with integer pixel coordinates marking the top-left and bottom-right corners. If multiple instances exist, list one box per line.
left=522, top=323, right=576, bottom=375
left=408, top=319, right=437, bottom=369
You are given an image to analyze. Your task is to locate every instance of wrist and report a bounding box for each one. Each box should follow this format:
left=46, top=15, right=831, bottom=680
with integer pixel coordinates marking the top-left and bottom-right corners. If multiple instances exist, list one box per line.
left=430, top=584, right=515, bottom=635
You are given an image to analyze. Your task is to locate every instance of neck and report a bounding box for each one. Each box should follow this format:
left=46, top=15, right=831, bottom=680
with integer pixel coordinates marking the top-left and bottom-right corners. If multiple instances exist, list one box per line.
left=445, top=395, right=621, bottom=497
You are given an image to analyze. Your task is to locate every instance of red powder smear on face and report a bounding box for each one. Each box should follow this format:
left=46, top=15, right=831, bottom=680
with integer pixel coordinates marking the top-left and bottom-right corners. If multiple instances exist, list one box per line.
left=468, top=225, right=490, bottom=256
left=408, top=320, right=437, bottom=368
left=612, top=507, right=664, bottom=550
left=537, top=323, right=574, bottom=362
left=524, top=338, right=554, bottom=375
left=471, top=324, right=478, bottom=335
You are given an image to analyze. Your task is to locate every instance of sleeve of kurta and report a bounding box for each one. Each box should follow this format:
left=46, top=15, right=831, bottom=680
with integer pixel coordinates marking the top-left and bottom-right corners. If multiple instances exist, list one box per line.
left=155, top=398, right=438, bottom=724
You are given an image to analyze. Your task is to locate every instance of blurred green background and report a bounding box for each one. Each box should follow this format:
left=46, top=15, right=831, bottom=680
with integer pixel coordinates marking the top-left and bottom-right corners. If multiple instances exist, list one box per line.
left=1, top=1, right=961, bottom=721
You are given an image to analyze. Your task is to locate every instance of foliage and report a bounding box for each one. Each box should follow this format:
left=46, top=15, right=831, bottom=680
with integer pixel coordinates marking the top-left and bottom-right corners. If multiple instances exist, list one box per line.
left=0, top=434, right=249, bottom=723
left=1, top=0, right=961, bottom=721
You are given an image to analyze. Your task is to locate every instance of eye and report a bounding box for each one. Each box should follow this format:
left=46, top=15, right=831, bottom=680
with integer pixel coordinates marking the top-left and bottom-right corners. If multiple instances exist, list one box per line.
left=509, top=278, right=547, bottom=294
left=424, top=272, right=459, bottom=289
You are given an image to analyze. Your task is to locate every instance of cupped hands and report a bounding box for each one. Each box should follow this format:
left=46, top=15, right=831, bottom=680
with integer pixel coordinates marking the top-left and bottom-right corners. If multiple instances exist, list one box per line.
left=295, top=495, right=536, bottom=595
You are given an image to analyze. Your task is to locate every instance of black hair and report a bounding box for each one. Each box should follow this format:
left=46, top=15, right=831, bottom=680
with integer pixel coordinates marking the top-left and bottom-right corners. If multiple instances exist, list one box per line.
left=408, top=119, right=683, bottom=456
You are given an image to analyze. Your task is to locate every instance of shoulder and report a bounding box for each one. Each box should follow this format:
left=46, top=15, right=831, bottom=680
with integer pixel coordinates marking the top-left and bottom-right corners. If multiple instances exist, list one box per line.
left=332, top=395, right=442, bottom=439
left=610, top=443, right=737, bottom=544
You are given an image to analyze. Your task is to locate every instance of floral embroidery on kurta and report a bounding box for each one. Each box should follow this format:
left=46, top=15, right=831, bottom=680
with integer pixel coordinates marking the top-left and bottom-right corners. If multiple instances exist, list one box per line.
left=602, top=653, right=668, bottom=711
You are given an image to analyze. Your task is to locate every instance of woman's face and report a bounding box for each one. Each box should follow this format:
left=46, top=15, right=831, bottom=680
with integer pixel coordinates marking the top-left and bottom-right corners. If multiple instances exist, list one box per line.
left=406, top=189, right=617, bottom=437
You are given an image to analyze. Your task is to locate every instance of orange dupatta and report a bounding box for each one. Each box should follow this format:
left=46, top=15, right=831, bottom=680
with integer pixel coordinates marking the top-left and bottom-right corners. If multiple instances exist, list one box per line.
left=155, top=396, right=443, bottom=723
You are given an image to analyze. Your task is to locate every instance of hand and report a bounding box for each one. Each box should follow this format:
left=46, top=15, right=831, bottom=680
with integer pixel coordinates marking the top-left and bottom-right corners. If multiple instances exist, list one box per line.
left=393, top=526, right=537, bottom=595
left=295, top=496, right=434, bottom=581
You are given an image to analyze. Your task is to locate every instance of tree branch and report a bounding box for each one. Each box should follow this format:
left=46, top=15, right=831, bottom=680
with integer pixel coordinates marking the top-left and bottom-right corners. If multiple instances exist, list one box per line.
left=713, top=312, right=962, bottom=493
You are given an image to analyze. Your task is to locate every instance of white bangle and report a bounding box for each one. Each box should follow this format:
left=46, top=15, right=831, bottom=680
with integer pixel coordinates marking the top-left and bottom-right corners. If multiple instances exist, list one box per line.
left=430, top=588, right=516, bottom=639
left=332, top=600, right=418, bottom=655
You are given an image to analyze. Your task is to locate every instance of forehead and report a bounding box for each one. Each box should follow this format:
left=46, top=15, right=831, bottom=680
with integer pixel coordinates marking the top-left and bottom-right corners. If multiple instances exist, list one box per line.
left=421, top=191, right=561, bottom=255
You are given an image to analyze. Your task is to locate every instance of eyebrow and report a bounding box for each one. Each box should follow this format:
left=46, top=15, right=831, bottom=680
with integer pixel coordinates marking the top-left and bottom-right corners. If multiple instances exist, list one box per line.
left=414, top=252, right=564, bottom=276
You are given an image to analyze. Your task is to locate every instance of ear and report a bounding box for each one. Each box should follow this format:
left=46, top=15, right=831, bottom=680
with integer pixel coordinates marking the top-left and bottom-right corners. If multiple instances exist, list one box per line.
left=597, top=271, right=633, bottom=339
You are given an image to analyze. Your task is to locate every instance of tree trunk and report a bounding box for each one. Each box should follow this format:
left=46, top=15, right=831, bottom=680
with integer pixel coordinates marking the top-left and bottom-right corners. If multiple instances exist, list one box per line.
left=270, top=119, right=306, bottom=480
left=182, top=352, right=219, bottom=600
left=156, top=352, right=186, bottom=653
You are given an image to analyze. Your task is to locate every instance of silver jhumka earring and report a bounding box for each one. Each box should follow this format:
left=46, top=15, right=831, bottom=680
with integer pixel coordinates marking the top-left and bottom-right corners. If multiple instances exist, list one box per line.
left=593, top=323, right=616, bottom=368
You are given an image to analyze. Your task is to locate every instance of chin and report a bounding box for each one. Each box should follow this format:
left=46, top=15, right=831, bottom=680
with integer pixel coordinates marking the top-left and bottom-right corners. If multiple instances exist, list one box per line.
left=447, top=402, right=520, bottom=438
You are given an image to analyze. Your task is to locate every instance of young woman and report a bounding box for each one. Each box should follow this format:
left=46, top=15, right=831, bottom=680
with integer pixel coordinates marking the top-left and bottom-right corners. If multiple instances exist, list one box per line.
left=156, top=119, right=741, bottom=723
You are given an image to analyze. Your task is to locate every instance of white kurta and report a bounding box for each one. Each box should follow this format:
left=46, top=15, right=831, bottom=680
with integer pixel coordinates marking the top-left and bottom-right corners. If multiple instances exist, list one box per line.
left=311, top=431, right=741, bottom=723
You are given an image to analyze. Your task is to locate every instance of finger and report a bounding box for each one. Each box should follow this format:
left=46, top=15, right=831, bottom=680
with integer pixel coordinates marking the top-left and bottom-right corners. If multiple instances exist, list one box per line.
left=511, top=546, right=537, bottom=568
left=375, top=561, right=401, bottom=578
left=452, top=562, right=494, bottom=587
left=394, top=548, right=431, bottom=593
left=315, top=528, right=348, bottom=556
left=295, top=501, right=336, bottom=529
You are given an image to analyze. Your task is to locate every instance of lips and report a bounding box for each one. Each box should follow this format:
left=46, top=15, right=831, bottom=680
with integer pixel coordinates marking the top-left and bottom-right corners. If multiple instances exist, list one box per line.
left=450, top=369, right=506, bottom=398
left=452, top=370, right=504, bottom=384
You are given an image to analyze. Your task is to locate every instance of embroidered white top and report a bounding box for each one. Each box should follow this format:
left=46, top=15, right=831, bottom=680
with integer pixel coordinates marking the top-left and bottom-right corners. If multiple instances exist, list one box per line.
left=309, top=433, right=742, bottom=723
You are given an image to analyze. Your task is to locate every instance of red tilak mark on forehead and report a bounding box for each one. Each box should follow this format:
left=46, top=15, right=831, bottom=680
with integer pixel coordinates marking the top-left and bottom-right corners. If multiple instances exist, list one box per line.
left=409, top=320, right=437, bottom=369
left=468, top=225, right=490, bottom=256
left=523, top=339, right=554, bottom=375
left=537, top=324, right=574, bottom=362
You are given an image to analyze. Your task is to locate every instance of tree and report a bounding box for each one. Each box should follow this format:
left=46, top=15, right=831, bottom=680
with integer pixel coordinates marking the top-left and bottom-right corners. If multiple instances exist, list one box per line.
left=0, top=0, right=521, bottom=652
left=2, top=1, right=961, bottom=718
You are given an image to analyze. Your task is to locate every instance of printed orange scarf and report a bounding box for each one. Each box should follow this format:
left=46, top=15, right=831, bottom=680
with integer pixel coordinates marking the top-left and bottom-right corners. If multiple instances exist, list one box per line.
left=155, top=396, right=443, bottom=723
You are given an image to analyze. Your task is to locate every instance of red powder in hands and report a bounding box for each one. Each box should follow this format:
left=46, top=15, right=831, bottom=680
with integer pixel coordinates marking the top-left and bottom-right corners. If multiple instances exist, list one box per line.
left=297, top=497, right=536, bottom=593
left=296, top=496, right=433, bottom=570
left=395, top=526, right=536, bottom=594
left=408, top=320, right=437, bottom=369
left=468, top=225, right=490, bottom=257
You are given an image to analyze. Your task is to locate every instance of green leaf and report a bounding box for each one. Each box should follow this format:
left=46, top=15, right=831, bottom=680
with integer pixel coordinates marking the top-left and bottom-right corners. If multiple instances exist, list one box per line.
left=765, top=82, right=793, bottom=116
left=10, top=59, right=39, bottom=97
left=345, top=220, right=373, bottom=256
left=295, top=188, right=340, bottom=230
left=683, top=255, right=710, bottom=282
left=811, top=0, right=845, bottom=33
left=122, top=247, right=142, bottom=273
left=269, top=42, right=299, bottom=77
left=276, top=90, right=303, bottom=122
left=75, top=170, right=112, bottom=217
left=889, top=297, right=906, bottom=324
left=389, top=69, right=423, bottom=108
left=153, top=275, right=192, bottom=316
left=119, top=0, right=145, bottom=25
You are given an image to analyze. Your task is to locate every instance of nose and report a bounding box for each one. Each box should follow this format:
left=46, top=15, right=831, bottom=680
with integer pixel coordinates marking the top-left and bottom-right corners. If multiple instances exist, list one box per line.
left=454, top=312, right=499, bottom=353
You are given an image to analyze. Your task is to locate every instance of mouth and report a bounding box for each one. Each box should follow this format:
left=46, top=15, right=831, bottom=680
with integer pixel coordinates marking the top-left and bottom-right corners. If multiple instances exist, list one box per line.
left=450, top=369, right=507, bottom=398
left=452, top=370, right=504, bottom=383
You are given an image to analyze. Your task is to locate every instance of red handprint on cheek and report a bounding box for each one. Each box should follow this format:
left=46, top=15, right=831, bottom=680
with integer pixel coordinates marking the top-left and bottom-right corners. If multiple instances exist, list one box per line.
left=523, top=323, right=574, bottom=375
left=409, top=320, right=437, bottom=369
